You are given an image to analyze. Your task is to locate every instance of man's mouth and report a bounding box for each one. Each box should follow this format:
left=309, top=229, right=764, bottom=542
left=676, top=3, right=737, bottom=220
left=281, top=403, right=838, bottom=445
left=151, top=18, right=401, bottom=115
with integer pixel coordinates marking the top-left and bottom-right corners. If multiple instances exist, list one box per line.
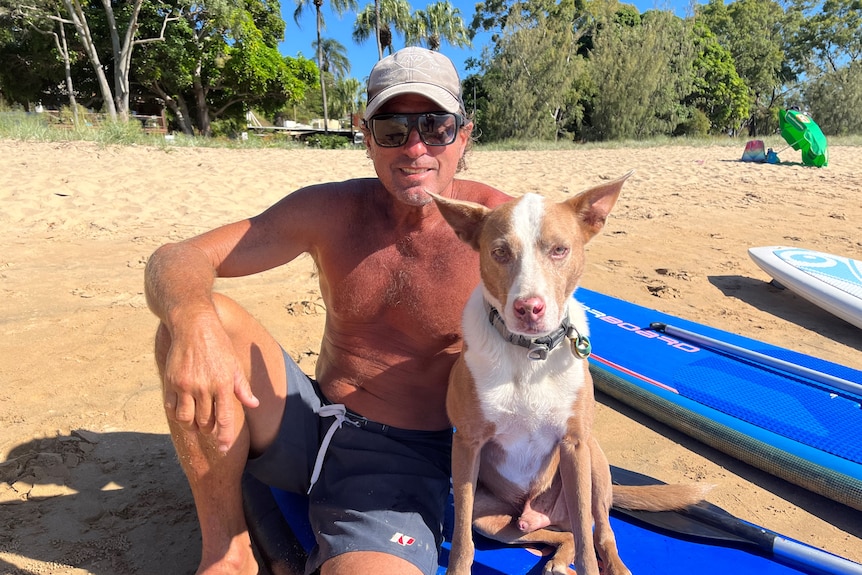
left=399, top=167, right=431, bottom=175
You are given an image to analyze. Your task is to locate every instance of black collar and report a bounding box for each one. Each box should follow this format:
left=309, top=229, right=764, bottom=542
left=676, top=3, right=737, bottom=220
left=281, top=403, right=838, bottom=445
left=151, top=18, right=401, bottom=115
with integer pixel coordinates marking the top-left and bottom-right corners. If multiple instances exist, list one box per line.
left=484, top=299, right=591, bottom=361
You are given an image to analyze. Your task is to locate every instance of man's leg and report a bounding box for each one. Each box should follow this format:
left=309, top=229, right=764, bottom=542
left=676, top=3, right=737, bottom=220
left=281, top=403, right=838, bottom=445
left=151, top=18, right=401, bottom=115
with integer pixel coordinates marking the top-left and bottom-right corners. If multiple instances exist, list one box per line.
left=155, top=293, right=288, bottom=575
left=323, top=552, right=422, bottom=575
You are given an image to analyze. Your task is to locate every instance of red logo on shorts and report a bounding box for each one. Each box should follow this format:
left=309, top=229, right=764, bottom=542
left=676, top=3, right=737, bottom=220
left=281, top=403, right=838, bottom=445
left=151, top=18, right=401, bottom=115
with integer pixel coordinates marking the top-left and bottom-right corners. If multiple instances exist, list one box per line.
left=390, top=532, right=416, bottom=546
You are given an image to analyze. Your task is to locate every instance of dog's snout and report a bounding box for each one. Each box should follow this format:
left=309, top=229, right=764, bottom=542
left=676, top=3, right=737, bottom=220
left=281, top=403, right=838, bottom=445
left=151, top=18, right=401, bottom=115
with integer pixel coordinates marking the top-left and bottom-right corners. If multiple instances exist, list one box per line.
left=514, top=297, right=545, bottom=321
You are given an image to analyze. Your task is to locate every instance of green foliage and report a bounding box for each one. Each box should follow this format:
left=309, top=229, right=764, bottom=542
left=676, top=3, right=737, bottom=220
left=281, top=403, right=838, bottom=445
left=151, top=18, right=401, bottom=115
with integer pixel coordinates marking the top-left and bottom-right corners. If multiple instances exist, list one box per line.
left=787, top=0, right=862, bottom=72
left=687, top=21, right=750, bottom=134
left=479, top=6, right=587, bottom=142
left=697, top=0, right=792, bottom=134
left=353, top=0, right=412, bottom=55
left=804, top=62, right=862, bottom=135
left=305, top=133, right=351, bottom=148
left=675, top=108, right=711, bottom=137
left=587, top=10, right=695, bottom=141
left=409, top=1, right=472, bottom=51
left=133, top=0, right=318, bottom=136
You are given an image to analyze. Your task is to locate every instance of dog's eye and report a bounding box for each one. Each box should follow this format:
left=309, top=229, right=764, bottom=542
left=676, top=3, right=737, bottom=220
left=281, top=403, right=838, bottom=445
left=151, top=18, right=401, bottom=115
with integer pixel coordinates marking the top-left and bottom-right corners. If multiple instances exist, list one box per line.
left=491, top=246, right=511, bottom=263
left=550, top=245, right=569, bottom=259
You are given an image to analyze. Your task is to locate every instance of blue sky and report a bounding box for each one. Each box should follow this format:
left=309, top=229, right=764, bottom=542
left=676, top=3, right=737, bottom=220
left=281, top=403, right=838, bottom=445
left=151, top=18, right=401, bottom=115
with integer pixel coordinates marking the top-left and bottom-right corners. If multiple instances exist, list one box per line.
left=278, top=0, right=700, bottom=82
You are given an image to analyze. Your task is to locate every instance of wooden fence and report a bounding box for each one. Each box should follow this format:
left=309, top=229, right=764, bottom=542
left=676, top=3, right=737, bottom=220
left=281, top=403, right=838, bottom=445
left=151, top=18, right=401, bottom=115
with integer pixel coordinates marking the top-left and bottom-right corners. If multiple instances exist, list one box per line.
left=43, top=110, right=167, bottom=135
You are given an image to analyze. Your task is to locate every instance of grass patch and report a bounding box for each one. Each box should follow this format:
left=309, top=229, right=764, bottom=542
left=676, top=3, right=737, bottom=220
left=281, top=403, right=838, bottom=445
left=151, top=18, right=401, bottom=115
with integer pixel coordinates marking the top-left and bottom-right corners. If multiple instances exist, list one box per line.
left=2, top=109, right=860, bottom=150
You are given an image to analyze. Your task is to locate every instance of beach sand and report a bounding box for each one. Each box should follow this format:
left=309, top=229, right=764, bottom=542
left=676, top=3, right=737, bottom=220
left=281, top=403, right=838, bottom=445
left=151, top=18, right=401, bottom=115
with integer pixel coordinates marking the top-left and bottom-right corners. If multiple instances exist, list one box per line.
left=1, top=139, right=860, bottom=574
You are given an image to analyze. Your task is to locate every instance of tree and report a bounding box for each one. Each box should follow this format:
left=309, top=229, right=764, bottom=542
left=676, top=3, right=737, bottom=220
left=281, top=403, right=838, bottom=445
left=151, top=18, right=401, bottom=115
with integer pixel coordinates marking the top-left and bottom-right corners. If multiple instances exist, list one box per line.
left=686, top=20, right=750, bottom=134
left=33, top=0, right=178, bottom=121
left=587, top=10, right=695, bottom=140
left=479, top=6, right=585, bottom=141
left=313, top=37, right=351, bottom=77
left=786, top=0, right=862, bottom=73
left=0, top=0, right=78, bottom=112
left=804, top=61, right=862, bottom=134
left=353, top=0, right=411, bottom=57
left=330, top=75, right=363, bottom=125
left=135, top=0, right=317, bottom=136
left=294, top=0, right=357, bottom=132
left=408, top=1, right=471, bottom=51
left=697, top=0, right=791, bottom=135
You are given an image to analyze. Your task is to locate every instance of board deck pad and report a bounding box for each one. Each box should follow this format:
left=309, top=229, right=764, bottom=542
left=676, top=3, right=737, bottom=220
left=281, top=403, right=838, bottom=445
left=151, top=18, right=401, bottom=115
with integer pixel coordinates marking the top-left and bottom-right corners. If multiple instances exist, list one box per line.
left=748, top=246, right=862, bottom=329
left=577, top=288, right=862, bottom=510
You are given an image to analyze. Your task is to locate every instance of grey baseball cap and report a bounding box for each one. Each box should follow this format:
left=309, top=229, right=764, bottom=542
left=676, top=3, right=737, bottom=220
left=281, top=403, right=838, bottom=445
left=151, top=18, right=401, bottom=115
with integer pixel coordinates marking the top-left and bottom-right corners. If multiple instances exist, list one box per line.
left=364, top=47, right=465, bottom=119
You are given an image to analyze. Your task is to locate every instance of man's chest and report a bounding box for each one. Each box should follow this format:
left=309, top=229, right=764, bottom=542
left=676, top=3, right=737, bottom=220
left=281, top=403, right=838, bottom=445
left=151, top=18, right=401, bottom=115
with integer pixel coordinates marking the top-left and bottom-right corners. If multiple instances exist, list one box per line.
left=318, top=235, right=479, bottom=339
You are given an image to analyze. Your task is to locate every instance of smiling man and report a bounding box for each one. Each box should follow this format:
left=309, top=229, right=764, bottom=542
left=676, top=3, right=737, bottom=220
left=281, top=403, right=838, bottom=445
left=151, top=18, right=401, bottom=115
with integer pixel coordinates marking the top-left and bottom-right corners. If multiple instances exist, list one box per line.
left=144, top=47, right=511, bottom=575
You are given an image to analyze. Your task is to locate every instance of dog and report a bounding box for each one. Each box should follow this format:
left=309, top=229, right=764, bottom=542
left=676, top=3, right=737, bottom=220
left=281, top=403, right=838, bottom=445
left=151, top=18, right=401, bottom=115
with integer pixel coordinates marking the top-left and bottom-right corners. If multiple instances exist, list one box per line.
left=431, top=173, right=709, bottom=575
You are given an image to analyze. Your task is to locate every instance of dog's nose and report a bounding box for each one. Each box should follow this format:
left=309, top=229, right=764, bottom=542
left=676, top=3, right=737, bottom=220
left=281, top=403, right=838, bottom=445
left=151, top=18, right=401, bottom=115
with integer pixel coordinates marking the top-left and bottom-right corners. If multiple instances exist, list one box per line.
left=514, top=297, right=545, bottom=321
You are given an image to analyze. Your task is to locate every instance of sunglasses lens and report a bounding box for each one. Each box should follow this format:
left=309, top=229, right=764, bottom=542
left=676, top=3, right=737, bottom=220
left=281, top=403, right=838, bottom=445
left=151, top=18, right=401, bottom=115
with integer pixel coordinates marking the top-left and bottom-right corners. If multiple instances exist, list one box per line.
left=372, top=116, right=411, bottom=147
left=370, top=113, right=461, bottom=147
left=418, top=114, right=457, bottom=146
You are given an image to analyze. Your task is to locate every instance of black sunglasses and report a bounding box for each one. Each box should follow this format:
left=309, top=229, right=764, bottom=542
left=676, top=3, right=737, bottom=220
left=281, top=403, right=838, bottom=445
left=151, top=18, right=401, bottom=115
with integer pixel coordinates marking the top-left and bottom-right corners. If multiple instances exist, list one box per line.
left=364, top=112, right=465, bottom=148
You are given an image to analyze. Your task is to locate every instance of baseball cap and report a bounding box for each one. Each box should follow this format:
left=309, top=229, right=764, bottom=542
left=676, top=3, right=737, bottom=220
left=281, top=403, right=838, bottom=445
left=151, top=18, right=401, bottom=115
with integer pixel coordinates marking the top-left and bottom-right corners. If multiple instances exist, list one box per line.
left=364, top=47, right=465, bottom=119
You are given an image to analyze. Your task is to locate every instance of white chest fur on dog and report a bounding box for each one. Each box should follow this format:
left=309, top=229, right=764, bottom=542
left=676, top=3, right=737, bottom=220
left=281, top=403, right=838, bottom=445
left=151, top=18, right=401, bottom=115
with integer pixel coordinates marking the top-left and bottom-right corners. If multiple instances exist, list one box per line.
left=462, top=286, right=590, bottom=489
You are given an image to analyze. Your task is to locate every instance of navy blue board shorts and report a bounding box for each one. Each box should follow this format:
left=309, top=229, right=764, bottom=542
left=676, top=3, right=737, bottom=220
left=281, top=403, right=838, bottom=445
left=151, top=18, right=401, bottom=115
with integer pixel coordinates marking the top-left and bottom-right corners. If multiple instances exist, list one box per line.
left=246, top=349, right=453, bottom=575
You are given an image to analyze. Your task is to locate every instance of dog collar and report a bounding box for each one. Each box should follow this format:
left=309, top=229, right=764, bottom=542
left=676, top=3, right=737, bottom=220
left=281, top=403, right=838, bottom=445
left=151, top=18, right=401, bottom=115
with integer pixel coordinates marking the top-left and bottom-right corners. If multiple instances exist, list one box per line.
left=484, top=300, right=592, bottom=361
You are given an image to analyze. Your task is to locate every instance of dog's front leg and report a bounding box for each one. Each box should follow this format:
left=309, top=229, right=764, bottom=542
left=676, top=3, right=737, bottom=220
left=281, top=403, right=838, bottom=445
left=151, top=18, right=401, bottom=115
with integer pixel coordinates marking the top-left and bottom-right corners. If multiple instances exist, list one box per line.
left=448, top=429, right=484, bottom=575
left=559, top=434, right=600, bottom=575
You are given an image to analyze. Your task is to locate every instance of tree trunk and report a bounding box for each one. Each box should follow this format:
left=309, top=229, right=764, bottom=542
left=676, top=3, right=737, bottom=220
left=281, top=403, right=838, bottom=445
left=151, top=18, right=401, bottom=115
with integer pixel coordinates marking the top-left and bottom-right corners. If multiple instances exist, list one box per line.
left=100, top=0, right=144, bottom=122
left=193, top=61, right=211, bottom=136
left=316, top=6, right=329, bottom=134
left=55, top=19, right=78, bottom=125
left=150, top=83, right=194, bottom=135
left=62, top=0, right=118, bottom=120
left=375, top=0, right=383, bottom=59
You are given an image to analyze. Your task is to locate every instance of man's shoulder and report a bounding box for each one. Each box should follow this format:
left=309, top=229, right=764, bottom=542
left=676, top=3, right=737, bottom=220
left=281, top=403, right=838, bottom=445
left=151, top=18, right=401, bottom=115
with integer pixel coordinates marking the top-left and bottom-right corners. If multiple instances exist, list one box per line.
left=453, top=179, right=513, bottom=208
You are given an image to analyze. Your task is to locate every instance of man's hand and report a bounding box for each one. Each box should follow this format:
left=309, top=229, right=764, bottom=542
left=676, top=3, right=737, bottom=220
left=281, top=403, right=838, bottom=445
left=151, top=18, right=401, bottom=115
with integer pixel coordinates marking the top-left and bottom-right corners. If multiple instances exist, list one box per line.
left=163, top=316, right=259, bottom=453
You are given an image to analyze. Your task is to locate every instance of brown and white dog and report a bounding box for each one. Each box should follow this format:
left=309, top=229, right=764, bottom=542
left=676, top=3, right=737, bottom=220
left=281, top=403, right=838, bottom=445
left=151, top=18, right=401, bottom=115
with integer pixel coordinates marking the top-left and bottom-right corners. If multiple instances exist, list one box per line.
left=432, top=173, right=708, bottom=575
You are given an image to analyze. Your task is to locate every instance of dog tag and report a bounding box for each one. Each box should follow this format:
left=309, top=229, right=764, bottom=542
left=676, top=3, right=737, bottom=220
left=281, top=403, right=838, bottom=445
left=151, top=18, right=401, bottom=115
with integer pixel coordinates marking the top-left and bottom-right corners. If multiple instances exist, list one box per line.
left=572, top=334, right=592, bottom=359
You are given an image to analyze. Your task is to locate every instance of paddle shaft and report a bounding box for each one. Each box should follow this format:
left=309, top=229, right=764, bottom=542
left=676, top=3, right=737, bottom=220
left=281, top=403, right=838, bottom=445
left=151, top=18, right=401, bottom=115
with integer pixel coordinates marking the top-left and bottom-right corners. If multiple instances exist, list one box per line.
left=650, top=322, right=862, bottom=397
left=682, top=503, right=862, bottom=575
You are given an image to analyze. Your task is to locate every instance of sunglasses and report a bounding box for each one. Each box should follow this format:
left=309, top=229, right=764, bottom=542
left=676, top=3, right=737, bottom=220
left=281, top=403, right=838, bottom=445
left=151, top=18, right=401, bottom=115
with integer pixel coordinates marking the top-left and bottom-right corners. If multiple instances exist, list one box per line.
left=364, top=112, right=465, bottom=148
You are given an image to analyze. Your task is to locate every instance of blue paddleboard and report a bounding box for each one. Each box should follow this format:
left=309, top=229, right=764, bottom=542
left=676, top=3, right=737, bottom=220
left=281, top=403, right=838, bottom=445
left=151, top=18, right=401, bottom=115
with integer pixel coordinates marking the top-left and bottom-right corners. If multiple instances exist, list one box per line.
left=242, top=467, right=862, bottom=575
left=577, top=288, right=862, bottom=512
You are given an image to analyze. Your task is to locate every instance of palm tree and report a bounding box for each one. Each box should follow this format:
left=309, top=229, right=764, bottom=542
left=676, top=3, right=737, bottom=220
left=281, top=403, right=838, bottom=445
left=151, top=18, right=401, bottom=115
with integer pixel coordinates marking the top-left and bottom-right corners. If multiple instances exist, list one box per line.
left=331, top=76, right=364, bottom=130
left=409, top=1, right=471, bottom=51
left=294, top=0, right=358, bottom=132
left=353, top=0, right=411, bottom=58
left=313, top=37, right=351, bottom=78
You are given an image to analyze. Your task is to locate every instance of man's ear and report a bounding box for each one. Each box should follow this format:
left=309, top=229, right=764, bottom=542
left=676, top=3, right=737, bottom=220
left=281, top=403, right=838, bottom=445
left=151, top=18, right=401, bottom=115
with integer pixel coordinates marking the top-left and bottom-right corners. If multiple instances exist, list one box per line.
left=428, top=192, right=489, bottom=250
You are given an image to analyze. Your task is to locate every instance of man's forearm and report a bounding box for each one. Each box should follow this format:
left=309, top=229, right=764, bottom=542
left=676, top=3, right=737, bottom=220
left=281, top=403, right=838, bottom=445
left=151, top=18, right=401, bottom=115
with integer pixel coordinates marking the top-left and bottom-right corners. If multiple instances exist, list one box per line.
left=144, top=242, right=218, bottom=330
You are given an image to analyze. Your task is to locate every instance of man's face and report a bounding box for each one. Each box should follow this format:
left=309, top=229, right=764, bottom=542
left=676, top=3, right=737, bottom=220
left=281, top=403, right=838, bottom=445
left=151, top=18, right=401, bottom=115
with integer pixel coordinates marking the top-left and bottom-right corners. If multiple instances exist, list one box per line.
left=365, top=94, right=472, bottom=207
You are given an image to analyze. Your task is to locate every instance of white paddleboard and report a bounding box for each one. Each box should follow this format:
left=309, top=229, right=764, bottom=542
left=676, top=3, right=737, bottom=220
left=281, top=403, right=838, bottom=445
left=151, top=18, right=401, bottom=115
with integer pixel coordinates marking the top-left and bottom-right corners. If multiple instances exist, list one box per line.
left=749, top=246, right=862, bottom=330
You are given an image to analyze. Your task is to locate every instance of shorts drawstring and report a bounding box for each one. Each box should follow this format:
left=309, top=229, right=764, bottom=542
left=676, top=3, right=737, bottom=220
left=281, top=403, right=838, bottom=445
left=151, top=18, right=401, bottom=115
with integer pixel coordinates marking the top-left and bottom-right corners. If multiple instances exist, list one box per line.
left=307, top=403, right=347, bottom=494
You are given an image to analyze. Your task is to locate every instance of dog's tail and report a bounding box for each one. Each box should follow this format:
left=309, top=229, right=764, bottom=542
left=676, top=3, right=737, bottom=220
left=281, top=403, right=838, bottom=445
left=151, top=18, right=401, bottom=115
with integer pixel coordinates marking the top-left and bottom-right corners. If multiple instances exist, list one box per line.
left=612, top=483, right=712, bottom=511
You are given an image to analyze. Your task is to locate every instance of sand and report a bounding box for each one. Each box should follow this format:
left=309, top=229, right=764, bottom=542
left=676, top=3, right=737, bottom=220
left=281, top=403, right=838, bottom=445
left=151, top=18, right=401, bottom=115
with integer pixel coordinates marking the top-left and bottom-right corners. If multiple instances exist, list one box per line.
left=0, top=139, right=860, bottom=574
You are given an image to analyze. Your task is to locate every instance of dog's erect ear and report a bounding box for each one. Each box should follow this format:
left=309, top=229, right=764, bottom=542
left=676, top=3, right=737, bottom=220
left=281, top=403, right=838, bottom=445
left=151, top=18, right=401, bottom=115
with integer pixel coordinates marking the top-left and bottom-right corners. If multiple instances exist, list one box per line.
left=566, top=170, right=632, bottom=242
left=428, top=192, right=490, bottom=250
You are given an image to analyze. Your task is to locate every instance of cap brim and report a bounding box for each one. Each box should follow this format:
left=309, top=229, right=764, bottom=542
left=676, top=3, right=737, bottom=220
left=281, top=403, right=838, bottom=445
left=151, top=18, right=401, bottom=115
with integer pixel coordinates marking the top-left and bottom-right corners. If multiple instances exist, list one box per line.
left=364, top=83, right=462, bottom=119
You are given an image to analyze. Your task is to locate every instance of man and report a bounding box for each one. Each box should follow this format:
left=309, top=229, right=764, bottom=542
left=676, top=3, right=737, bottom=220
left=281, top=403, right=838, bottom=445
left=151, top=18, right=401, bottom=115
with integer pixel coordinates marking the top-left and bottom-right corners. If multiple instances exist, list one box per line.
left=145, top=46, right=511, bottom=575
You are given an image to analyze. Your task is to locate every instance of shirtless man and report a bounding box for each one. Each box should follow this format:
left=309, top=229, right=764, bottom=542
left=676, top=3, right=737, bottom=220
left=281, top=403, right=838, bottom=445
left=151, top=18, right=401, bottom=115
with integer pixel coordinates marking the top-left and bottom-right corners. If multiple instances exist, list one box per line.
left=145, top=47, right=511, bottom=575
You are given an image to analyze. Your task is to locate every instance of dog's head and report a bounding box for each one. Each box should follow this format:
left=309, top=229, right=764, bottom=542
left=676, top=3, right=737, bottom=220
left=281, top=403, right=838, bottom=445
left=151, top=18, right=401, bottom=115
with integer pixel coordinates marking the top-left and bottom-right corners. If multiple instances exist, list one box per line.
left=431, top=172, right=630, bottom=338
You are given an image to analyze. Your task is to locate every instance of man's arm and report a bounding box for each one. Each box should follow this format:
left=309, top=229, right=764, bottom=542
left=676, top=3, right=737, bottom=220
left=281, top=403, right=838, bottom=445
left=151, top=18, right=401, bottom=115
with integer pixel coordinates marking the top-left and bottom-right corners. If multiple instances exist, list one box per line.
left=145, top=222, right=264, bottom=451
left=144, top=190, right=320, bottom=451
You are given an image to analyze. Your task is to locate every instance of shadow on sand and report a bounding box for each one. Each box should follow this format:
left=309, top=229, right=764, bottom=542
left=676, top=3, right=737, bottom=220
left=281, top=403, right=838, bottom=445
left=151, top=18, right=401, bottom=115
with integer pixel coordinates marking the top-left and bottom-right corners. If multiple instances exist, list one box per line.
left=707, top=274, right=861, bottom=353
left=0, top=430, right=199, bottom=575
